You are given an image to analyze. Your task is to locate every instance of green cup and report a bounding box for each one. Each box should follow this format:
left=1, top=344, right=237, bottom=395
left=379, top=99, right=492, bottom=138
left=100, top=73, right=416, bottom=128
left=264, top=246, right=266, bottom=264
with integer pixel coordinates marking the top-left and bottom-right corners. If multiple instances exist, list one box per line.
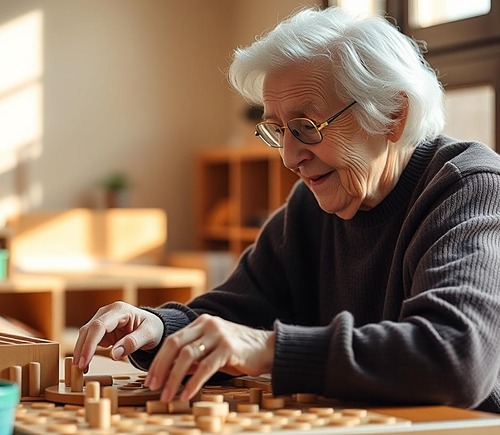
left=0, top=380, right=19, bottom=435
left=0, top=249, right=8, bottom=280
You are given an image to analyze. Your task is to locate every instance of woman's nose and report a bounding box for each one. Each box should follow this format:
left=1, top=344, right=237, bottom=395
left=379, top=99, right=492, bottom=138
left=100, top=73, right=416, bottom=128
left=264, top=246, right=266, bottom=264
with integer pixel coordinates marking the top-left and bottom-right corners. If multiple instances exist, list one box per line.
left=280, top=129, right=311, bottom=170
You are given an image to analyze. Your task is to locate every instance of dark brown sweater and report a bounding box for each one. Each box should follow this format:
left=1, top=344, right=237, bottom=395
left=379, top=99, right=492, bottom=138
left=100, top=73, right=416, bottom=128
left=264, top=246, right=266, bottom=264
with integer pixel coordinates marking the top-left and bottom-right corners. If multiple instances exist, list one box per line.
left=132, top=136, right=500, bottom=412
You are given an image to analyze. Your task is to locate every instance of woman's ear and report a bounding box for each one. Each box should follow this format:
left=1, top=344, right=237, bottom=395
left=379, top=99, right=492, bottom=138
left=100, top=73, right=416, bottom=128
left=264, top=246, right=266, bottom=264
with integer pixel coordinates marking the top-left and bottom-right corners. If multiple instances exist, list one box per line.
left=387, top=95, right=408, bottom=142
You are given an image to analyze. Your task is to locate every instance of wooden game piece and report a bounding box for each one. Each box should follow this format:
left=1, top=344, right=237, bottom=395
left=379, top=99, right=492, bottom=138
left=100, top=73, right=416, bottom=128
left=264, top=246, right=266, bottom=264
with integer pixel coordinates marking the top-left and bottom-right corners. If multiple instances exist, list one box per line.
left=84, top=381, right=101, bottom=423
left=64, top=357, right=73, bottom=387
left=342, top=408, right=368, bottom=418
left=47, top=422, right=78, bottom=434
left=295, top=393, right=318, bottom=403
left=328, top=415, right=361, bottom=426
left=201, top=393, right=224, bottom=402
left=243, top=423, right=272, bottom=432
left=28, top=361, right=41, bottom=397
left=122, top=410, right=149, bottom=419
left=260, top=415, right=289, bottom=426
left=309, top=406, right=334, bottom=416
left=168, top=399, right=191, bottom=413
left=84, top=375, right=113, bottom=386
left=117, top=406, right=137, bottom=415
left=251, top=410, right=274, bottom=420
left=236, top=403, right=259, bottom=413
left=31, top=402, right=56, bottom=409
left=275, top=408, right=301, bottom=417
left=85, top=381, right=100, bottom=400
left=86, top=398, right=111, bottom=429
left=192, top=401, right=229, bottom=424
left=21, top=415, right=48, bottom=424
left=296, top=412, right=319, bottom=422
left=112, top=418, right=133, bottom=428
left=261, top=396, right=285, bottom=410
left=284, top=421, right=312, bottom=430
left=225, top=415, right=252, bottom=426
left=248, top=387, right=262, bottom=405
left=310, top=417, right=328, bottom=427
left=114, top=420, right=144, bottom=432
left=368, top=415, right=398, bottom=424
left=102, top=386, right=118, bottom=414
left=147, top=415, right=175, bottom=425
left=9, top=365, right=22, bottom=398
left=146, top=400, right=169, bottom=414
left=196, top=415, right=223, bottom=433
left=70, top=365, right=84, bottom=392
left=168, top=428, right=202, bottom=435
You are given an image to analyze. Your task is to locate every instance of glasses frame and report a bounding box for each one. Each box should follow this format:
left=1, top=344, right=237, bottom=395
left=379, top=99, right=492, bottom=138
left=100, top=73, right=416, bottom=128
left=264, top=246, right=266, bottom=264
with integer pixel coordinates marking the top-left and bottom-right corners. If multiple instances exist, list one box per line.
left=255, top=100, right=357, bottom=148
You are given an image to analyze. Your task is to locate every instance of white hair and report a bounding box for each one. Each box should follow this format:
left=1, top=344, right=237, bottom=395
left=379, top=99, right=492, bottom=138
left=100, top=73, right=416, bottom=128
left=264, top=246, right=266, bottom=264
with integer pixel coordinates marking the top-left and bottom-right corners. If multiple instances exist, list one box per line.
left=228, top=7, right=444, bottom=148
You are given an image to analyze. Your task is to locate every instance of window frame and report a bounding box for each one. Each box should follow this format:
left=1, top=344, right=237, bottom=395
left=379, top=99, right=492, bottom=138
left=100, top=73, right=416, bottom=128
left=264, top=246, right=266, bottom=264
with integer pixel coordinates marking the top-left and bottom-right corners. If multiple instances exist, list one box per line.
left=394, top=0, right=500, bottom=53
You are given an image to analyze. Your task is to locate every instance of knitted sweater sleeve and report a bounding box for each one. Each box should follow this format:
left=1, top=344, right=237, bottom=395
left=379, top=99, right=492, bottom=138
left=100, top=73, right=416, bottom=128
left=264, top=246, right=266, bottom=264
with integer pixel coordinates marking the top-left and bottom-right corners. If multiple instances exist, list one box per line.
left=273, top=165, right=500, bottom=411
left=129, top=203, right=293, bottom=370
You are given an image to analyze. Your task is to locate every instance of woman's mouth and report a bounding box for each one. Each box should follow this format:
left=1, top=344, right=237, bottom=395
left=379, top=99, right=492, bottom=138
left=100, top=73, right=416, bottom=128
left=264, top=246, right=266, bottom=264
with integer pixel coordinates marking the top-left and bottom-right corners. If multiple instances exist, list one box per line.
left=309, top=170, right=335, bottom=186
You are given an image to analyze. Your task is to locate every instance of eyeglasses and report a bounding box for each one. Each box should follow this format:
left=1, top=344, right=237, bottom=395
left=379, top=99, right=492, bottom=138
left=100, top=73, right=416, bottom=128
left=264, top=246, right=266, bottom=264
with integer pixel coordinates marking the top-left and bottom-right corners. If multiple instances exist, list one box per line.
left=255, top=101, right=357, bottom=148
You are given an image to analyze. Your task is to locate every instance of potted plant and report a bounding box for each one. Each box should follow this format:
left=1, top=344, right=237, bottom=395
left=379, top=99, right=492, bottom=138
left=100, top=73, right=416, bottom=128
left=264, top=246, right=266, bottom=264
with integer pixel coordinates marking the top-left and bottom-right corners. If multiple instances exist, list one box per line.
left=101, top=172, right=132, bottom=208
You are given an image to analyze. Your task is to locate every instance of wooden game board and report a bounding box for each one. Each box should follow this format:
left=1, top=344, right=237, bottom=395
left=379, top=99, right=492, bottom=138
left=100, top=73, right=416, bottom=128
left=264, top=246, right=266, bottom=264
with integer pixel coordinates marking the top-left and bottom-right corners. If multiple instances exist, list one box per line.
left=14, top=376, right=500, bottom=434
left=44, top=373, right=160, bottom=406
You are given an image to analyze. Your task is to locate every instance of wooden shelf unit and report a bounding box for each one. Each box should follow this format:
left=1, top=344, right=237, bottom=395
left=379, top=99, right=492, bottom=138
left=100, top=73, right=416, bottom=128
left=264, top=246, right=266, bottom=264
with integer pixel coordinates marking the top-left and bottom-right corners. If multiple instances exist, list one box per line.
left=0, top=266, right=206, bottom=345
left=196, top=146, right=298, bottom=256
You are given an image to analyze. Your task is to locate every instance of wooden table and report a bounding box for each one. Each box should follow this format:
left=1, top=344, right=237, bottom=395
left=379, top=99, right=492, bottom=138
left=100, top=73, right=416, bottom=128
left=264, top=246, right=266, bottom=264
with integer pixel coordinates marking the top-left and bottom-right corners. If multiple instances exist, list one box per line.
left=11, top=355, right=500, bottom=434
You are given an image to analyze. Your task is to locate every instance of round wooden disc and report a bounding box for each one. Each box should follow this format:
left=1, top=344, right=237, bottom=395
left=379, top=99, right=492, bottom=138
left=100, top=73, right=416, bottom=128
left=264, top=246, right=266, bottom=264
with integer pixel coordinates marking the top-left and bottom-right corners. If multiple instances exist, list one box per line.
left=44, top=381, right=160, bottom=406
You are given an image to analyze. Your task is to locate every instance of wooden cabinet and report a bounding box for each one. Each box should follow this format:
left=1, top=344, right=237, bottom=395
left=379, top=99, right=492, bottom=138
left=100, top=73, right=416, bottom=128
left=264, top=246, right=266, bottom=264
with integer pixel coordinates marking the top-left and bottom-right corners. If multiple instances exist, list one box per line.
left=195, top=146, right=298, bottom=256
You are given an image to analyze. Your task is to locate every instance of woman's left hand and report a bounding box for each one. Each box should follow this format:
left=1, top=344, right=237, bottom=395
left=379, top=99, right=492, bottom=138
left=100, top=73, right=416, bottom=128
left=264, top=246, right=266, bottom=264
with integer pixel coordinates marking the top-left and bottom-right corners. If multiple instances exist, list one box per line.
left=143, top=314, right=275, bottom=402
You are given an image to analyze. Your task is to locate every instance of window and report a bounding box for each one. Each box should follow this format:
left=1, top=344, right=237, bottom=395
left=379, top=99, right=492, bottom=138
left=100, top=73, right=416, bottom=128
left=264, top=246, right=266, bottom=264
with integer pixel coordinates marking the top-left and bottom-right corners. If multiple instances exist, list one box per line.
left=409, top=0, right=491, bottom=28
left=443, top=85, right=495, bottom=149
left=333, top=0, right=386, bottom=16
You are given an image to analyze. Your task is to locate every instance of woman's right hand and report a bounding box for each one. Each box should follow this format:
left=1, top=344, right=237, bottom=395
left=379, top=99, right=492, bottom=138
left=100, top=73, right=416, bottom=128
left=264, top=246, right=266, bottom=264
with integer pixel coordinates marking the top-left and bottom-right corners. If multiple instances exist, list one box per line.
left=72, top=301, right=164, bottom=371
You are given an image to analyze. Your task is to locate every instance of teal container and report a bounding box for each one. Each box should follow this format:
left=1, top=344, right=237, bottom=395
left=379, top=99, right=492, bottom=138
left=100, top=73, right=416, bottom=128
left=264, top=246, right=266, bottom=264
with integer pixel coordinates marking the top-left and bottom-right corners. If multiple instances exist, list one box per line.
left=0, top=380, right=19, bottom=435
left=0, top=249, right=8, bottom=280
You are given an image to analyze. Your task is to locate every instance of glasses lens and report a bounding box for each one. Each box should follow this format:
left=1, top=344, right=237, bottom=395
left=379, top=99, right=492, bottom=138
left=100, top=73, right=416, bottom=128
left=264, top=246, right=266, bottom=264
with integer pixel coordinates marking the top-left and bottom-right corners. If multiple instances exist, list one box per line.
left=256, top=123, right=283, bottom=148
left=287, top=118, right=321, bottom=144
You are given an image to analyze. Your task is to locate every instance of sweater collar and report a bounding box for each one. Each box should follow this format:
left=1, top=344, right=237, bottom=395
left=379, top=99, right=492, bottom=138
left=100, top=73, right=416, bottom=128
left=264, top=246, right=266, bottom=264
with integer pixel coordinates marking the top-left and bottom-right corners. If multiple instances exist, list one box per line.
left=348, top=139, right=438, bottom=227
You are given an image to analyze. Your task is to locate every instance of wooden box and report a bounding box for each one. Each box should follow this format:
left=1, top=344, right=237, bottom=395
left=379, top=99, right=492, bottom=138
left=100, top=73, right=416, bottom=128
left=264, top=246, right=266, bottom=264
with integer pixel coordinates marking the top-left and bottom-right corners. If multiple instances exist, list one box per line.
left=0, top=333, right=59, bottom=398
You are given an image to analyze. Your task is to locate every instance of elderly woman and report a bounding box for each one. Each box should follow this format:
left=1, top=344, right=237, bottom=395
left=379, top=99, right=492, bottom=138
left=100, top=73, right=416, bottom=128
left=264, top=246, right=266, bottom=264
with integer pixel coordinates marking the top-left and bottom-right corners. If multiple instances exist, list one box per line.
left=73, top=7, right=500, bottom=412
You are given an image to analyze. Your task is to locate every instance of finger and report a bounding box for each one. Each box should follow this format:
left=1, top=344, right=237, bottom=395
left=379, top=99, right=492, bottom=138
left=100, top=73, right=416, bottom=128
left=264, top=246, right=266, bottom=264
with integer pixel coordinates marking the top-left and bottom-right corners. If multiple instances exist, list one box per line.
left=145, top=323, right=206, bottom=390
left=160, top=341, right=209, bottom=403
left=180, top=350, right=225, bottom=401
left=110, top=327, right=149, bottom=360
left=74, top=313, right=128, bottom=370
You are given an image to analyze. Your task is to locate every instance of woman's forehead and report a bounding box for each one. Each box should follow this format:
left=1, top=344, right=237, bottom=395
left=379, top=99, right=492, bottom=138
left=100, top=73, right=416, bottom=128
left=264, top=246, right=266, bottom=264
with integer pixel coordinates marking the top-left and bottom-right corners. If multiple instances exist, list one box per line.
left=262, top=65, right=338, bottom=118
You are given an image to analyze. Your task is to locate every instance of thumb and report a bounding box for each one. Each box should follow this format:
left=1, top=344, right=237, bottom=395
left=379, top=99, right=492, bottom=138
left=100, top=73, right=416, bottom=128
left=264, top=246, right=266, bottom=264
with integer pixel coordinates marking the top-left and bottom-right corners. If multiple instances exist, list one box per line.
left=111, top=330, right=148, bottom=360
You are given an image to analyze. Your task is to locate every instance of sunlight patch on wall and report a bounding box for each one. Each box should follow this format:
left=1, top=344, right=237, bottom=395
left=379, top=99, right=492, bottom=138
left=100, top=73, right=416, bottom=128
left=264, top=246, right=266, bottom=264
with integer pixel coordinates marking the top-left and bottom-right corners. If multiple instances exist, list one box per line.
left=0, top=10, right=44, bottom=222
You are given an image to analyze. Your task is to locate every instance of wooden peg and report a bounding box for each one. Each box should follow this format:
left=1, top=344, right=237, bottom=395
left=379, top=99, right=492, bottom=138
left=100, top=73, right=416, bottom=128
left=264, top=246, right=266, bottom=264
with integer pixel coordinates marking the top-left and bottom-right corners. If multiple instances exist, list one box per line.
left=195, top=415, right=223, bottom=433
left=249, top=387, right=263, bottom=405
left=102, top=386, right=118, bottom=415
left=64, top=357, right=73, bottom=387
left=9, top=365, right=22, bottom=398
left=70, top=365, right=84, bottom=392
left=87, top=398, right=111, bottom=429
left=29, top=362, right=41, bottom=397
left=85, top=381, right=100, bottom=400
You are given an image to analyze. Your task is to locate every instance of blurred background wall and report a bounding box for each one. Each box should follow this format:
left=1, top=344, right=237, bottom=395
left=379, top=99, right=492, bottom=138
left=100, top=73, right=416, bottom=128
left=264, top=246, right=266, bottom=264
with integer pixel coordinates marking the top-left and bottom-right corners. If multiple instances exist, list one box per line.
left=0, top=0, right=319, bottom=253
